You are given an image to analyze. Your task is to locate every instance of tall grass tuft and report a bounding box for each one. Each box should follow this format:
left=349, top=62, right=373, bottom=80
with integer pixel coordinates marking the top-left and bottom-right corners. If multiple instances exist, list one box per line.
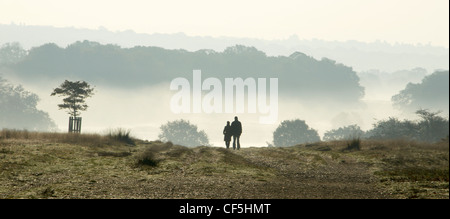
left=136, top=150, right=159, bottom=167
left=345, top=137, right=361, bottom=151
left=106, top=128, right=135, bottom=145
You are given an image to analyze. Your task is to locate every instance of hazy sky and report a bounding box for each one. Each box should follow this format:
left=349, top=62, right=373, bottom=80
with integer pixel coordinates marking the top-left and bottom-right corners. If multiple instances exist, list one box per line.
left=1, top=0, right=449, bottom=47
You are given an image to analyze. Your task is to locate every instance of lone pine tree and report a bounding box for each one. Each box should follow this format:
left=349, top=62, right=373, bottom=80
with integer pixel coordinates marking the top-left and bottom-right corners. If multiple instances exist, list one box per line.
left=51, top=80, right=94, bottom=132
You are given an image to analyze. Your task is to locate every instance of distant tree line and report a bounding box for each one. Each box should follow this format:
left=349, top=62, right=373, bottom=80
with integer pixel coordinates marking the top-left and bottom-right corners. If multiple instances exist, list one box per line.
left=273, top=109, right=449, bottom=146
left=5, top=41, right=364, bottom=105
left=365, top=109, right=449, bottom=143
left=1, top=42, right=448, bottom=145
left=2, top=41, right=448, bottom=113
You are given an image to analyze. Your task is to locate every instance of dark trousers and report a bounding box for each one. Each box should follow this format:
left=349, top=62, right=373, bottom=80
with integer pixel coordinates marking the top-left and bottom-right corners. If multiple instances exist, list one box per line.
left=233, top=134, right=241, bottom=150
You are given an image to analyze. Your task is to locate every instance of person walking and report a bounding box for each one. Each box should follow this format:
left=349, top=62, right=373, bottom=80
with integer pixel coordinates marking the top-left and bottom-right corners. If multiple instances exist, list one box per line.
left=223, top=121, right=232, bottom=149
left=230, top=116, right=242, bottom=150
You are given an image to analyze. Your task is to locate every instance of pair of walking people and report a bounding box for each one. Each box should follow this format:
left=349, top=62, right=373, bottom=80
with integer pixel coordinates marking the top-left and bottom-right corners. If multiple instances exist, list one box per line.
left=223, top=116, right=242, bottom=150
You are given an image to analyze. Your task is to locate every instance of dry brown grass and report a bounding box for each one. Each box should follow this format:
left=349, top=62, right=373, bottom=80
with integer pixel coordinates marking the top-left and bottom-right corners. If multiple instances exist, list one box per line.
left=1, top=132, right=448, bottom=199
left=0, top=128, right=135, bottom=147
left=292, top=138, right=449, bottom=198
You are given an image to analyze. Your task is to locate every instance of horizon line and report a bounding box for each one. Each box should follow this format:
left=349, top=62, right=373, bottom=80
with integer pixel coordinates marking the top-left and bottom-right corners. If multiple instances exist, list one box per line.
left=2, top=22, right=449, bottom=49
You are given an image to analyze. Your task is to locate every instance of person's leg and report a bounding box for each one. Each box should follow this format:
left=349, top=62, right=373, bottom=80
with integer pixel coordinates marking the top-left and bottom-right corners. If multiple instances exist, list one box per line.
left=237, top=135, right=240, bottom=150
left=226, top=141, right=230, bottom=149
left=232, top=136, right=236, bottom=150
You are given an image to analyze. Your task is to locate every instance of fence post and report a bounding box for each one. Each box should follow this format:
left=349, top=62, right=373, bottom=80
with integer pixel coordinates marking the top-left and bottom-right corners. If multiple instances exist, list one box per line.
left=69, top=117, right=73, bottom=133
left=78, top=117, right=82, bottom=133
left=68, top=117, right=82, bottom=133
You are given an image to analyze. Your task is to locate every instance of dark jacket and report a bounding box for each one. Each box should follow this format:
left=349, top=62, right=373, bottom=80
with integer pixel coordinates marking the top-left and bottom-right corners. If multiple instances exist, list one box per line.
left=223, top=125, right=232, bottom=141
left=230, top=120, right=242, bottom=136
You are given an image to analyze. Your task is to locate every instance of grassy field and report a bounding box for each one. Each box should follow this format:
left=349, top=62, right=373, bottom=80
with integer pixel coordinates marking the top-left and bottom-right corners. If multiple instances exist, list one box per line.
left=0, top=129, right=448, bottom=199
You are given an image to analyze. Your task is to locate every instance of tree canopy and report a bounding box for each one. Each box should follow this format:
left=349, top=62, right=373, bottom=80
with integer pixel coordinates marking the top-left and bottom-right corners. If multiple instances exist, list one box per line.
left=365, top=110, right=449, bottom=143
left=273, top=119, right=320, bottom=147
left=12, top=40, right=364, bottom=105
left=323, top=124, right=365, bottom=141
left=392, top=71, right=449, bottom=114
left=0, top=42, right=27, bottom=65
left=158, top=119, right=209, bottom=147
left=51, top=80, right=95, bottom=117
left=0, top=76, right=57, bottom=131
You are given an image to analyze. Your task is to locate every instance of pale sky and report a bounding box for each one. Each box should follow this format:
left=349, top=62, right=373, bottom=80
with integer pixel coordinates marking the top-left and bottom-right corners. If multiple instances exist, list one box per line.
left=1, top=0, right=449, bottom=47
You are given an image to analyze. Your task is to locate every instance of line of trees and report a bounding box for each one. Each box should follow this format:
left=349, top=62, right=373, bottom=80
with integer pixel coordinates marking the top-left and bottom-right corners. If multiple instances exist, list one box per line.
left=2, top=42, right=448, bottom=146
left=272, top=109, right=449, bottom=147
left=7, top=41, right=365, bottom=106
left=157, top=109, right=448, bottom=148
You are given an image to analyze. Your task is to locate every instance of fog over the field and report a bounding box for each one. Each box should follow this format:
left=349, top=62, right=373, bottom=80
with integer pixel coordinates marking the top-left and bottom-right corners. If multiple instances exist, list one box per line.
left=4, top=64, right=446, bottom=147
left=1, top=0, right=448, bottom=146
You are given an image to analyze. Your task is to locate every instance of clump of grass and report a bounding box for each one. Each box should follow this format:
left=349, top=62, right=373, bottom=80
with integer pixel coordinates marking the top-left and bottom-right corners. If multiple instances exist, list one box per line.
left=136, top=150, right=159, bottom=167
left=106, top=128, right=135, bottom=145
left=134, top=141, right=175, bottom=167
left=343, top=137, right=361, bottom=151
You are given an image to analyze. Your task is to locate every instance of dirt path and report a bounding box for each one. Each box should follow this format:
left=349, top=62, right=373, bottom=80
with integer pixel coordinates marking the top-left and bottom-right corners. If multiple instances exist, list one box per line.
left=121, top=146, right=390, bottom=199
left=218, top=148, right=389, bottom=199
left=0, top=142, right=392, bottom=199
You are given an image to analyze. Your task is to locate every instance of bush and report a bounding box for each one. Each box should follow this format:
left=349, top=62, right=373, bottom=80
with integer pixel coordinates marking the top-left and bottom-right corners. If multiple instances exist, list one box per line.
left=323, top=124, right=365, bottom=141
left=365, top=117, right=418, bottom=140
left=158, top=119, right=209, bottom=147
left=365, top=110, right=449, bottom=143
left=273, top=119, right=321, bottom=147
left=415, top=109, right=449, bottom=143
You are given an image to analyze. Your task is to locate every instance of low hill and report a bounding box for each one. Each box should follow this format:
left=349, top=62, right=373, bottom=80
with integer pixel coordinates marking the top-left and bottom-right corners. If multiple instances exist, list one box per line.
left=0, top=130, right=448, bottom=199
left=1, top=24, right=449, bottom=72
left=8, top=41, right=364, bottom=104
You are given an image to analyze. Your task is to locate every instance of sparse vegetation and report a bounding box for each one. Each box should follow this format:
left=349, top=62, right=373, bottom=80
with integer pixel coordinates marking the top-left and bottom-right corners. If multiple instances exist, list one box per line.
left=0, top=128, right=135, bottom=146
left=0, top=131, right=448, bottom=199
left=134, top=141, right=174, bottom=167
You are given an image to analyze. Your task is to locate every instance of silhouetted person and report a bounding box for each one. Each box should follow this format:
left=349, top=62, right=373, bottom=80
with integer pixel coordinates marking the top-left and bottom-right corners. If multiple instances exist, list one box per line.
left=230, top=116, right=242, bottom=150
left=223, top=121, right=232, bottom=149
